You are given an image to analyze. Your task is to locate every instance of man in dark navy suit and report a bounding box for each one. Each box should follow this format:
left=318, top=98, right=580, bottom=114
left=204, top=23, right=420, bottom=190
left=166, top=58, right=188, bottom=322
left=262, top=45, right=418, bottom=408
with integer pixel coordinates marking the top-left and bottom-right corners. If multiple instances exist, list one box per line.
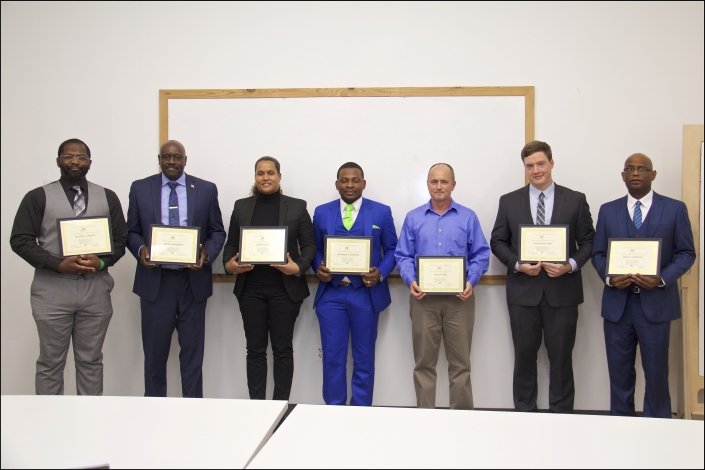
left=591, top=153, right=695, bottom=418
left=127, top=140, right=225, bottom=398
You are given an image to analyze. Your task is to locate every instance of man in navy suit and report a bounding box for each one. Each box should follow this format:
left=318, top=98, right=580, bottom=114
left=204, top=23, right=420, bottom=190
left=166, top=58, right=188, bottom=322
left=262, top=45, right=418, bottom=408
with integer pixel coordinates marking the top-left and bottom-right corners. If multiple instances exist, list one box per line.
left=312, top=162, right=398, bottom=406
left=127, top=140, right=225, bottom=398
left=591, top=153, right=695, bottom=418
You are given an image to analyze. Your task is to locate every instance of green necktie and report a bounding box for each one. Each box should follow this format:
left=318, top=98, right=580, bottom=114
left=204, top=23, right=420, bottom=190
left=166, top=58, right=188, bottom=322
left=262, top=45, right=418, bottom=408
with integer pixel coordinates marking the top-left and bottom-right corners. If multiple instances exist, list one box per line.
left=343, top=204, right=354, bottom=230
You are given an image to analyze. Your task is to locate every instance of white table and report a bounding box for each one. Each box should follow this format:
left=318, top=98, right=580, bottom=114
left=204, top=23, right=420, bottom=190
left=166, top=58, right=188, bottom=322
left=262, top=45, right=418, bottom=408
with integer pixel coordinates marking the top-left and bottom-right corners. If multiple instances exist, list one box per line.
left=1, top=395, right=287, bottom=469
left=247, top=404, right=705, bottom=469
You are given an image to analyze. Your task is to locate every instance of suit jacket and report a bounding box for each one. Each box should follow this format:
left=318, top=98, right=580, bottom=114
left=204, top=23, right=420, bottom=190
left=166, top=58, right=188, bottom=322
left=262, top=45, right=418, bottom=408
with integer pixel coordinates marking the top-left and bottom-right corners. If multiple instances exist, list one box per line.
left=490, top=184, right=595, bottom=307
left=222, top=194, right=316, bottom=302
left=591, top=192, right=695, bottom=322
left=312, top=199, right=398, bottom=314
left=126, top=173, right=226, bottom=303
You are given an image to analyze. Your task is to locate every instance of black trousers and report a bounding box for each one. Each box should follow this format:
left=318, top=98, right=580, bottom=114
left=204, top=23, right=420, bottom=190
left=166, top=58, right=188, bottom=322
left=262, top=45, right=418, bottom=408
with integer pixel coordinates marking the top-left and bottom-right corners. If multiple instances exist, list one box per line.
left=508, top=293, right=578, bottom=413
left=237, top=286, right=302, bottom=400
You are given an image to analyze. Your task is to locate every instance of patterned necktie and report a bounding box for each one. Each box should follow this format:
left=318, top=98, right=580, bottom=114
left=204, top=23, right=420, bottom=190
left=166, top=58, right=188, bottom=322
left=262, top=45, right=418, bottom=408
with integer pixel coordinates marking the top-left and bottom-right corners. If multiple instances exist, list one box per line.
left=536, top=192, right=546, bottom=225
left=168, top=181, right=179, bottom=226
left=72, top=185, right=86, bottom=217
left=343, top=204, right=354, bottom=230
left=633, top=200, right=642, bottom=230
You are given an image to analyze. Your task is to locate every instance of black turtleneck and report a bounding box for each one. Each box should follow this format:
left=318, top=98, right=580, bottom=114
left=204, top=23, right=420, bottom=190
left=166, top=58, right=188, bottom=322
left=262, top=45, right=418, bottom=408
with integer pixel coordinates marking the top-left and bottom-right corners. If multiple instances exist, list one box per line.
left=244, top=191, right=284, bottom=288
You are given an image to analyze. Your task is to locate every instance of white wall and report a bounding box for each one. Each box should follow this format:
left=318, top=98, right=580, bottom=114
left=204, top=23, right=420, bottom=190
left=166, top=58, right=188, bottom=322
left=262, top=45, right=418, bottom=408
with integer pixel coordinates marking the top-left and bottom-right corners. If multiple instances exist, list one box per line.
left=1, top=1, right=703, bottom=411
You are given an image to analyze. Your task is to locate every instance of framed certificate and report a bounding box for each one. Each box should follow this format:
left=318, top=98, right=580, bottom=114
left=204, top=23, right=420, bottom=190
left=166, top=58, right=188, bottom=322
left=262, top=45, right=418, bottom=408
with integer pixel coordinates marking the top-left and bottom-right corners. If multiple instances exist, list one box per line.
left=149, top=225, right=201, bottom=265
left=57, top=216, right=113, bottom=258
left=239, top=226, right=288, bottom=264
left=417, top=256, right=466, bottom=295
left=324, top=236, right=372, bottom=274
left=606, top=238, right=662, bottom=277
left=518, top=224, right=569, bottom=263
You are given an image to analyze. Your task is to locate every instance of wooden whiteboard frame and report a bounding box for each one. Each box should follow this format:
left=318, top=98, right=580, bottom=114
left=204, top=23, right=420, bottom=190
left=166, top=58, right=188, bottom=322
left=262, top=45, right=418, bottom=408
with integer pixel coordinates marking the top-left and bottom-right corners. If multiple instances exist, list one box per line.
left=158, top=86, right=536, bottom=285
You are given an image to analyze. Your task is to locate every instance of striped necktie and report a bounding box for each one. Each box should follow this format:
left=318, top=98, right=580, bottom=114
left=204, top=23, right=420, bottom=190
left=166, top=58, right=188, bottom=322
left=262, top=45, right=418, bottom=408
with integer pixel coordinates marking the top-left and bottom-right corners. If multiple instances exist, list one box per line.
left=536, top=192, right=546, bottom=225
left=168, top=181, right=180, bottom=226
left=633, top=200, right=642, bottom=230
left=72, top=185, right=86, bottom=217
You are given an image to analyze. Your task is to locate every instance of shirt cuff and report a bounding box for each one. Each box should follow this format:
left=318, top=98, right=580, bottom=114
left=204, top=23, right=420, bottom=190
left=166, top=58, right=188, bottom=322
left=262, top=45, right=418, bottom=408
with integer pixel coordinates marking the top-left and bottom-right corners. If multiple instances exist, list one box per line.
left=606, top=277, right=612, bottom=287
left=514, top=262, right=520, bottom=273
left=658, top=278, right=666, bottom=287
left=569, top=258, right=578, bottom=273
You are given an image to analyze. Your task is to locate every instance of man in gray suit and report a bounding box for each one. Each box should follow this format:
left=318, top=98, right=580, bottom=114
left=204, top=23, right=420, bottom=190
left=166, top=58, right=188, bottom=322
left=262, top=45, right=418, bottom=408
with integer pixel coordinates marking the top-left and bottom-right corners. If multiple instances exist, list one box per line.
left=10, top=138, right=128, bottom=395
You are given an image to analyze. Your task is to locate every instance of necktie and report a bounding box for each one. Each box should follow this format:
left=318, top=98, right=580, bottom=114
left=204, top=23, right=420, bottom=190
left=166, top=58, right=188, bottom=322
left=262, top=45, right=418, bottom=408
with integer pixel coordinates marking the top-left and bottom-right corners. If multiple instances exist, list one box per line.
left=633, top=200, right=642, bottom=230
left=343, top=204, right=354, bottom=230
left=72, top=185, right=86, bottom=217
left=168, top=181, right=179, bottom=226
left=536, top=192, right=545, bottom=225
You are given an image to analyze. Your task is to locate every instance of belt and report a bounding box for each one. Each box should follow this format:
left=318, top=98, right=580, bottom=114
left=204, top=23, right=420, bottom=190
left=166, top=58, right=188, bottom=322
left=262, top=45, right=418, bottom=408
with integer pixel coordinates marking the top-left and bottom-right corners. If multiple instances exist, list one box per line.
left=630, top=285, right=640, bottom=294
left=162, top=267, right=187, bottom=274
left=339, top=280, right=351, bottom=286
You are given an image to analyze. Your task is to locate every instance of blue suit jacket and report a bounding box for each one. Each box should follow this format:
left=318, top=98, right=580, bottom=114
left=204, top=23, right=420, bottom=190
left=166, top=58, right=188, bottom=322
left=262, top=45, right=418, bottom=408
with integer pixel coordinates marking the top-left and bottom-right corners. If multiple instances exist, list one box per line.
left=126, top=173, right=226, bottom=303
left=591, top=192, right=695, bottom=322
left=312, top=199, right=398, bottom=314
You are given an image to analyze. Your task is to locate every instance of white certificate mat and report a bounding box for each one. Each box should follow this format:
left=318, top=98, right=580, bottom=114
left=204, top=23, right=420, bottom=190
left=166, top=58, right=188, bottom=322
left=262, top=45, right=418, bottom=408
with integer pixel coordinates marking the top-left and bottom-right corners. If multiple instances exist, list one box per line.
left=240, top=227, right=287, bottom=264
left=518, top=225, right=569, bottom=263
left=324, top=236, right=372, bottom=274
left=149, top=225, right=200, bottom=265
left=57, top=217, right=113, bottom=257
left=417, top=256, right=466, bottom=294
left=606, top=238, right=662, bottom=277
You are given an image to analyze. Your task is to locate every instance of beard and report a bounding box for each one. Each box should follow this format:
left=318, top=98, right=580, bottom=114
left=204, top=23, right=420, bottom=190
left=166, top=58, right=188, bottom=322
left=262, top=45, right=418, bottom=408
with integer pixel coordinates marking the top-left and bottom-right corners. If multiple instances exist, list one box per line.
left=59, top=164, right=89, bottom=180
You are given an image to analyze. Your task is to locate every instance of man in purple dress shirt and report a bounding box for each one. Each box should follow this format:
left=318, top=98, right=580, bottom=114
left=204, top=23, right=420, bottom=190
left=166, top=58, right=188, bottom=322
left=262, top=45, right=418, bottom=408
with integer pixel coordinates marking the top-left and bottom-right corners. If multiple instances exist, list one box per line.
left=395, top=163, right=490, bottom=409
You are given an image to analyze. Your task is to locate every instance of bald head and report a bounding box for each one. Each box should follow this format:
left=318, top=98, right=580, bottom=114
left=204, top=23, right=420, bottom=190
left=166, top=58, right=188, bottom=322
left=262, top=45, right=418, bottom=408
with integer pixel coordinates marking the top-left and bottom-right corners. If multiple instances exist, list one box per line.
left=624, top=153, right=653, bottom=170
left=160, top=140, right=185, bottom=156
left=622, top=152, right=656, bottom=199
left=427, top=163, right=455, bottom=182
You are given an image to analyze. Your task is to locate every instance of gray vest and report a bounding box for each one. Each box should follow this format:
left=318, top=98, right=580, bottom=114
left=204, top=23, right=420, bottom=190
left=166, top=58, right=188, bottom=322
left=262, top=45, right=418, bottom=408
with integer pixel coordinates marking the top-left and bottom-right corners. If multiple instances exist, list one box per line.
left=35, top=181, right=111, bottom=280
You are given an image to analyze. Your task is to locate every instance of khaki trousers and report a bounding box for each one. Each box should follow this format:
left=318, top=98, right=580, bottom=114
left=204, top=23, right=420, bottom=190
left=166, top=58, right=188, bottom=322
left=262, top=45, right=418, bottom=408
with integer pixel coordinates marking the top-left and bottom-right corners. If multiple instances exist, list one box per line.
left=410, top=293, right=475, bottom=410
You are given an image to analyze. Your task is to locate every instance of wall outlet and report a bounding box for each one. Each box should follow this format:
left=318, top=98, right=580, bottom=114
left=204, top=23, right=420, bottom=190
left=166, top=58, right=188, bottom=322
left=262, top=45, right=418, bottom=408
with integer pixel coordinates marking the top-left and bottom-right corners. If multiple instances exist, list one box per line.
left=317, top=346, right=323, bottom=361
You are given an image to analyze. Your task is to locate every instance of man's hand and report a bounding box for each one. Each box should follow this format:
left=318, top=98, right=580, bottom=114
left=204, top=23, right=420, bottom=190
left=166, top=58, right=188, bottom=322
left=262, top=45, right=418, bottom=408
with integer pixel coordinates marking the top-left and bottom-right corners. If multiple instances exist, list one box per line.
left=410, top=281, right=426, bottom=300
left=610, top=274, right=632, bottom=289
left=76, top=254, right=101, bottom=270
left=139, top=246, right=158, bottom=269
left=519, top=261, right=542, bottom=276
left=271, top=253, right=300, bottom=276
left=631, top=274, right=661, bottom=290
left=225, top=253, right=254, bottom=274
left=457, top=281, right=473, bottom=301
left=58, top=256, right=96, bottom=274
left=186, top=244, right=207, bottom=270
left=317, top=261, right=333, bottom=282
left=361, top=267, right=381, bottom=288
left=542, top=262, right=572, bottom=278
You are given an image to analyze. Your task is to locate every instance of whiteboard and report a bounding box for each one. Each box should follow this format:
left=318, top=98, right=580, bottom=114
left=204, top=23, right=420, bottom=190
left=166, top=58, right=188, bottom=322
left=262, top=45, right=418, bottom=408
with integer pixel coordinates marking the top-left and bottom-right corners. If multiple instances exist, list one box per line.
left=169, top=95, right=526, bottom=275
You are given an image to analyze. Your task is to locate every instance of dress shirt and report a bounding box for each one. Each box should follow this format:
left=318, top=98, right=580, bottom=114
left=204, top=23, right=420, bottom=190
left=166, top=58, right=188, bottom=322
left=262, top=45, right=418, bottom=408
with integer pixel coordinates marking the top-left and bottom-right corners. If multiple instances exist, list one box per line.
left=395, top=199, right=490, bottom=287
left=10, top=176, right=127, bottom=271
left=340, top=197, right=363, bottom=283
left=161, top=172, right=188, bottom=227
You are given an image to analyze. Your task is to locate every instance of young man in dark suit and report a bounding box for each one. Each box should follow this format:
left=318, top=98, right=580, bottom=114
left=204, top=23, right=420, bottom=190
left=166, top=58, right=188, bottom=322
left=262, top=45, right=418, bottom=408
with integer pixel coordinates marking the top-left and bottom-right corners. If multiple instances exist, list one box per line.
left=127, top=140, right=226, bottom=398
left=490, top=140, right=595, bottom=413
left=591, top=153, right=695, bottom=418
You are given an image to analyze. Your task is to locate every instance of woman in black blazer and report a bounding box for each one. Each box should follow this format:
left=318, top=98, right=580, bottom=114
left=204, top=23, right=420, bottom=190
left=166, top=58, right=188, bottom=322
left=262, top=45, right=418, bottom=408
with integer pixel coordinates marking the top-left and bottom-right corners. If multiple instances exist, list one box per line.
left=223, top=156, right=316, bottom=400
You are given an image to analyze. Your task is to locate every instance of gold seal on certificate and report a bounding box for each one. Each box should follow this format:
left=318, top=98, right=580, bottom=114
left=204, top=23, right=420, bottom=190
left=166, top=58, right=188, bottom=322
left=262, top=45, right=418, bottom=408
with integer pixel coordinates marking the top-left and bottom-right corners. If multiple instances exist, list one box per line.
left=239, top=227, right=288, bottom=264
left=149, top=225, right=201, bottom=265
left=518, top=224, right=570, bottom=263
left=606, top=238, right=662, bottom=277
left=324, top=236, right=372, bottom=274
left=417, top=256, right=466, bottom=295
left=57, top=216, right=113, bottom=258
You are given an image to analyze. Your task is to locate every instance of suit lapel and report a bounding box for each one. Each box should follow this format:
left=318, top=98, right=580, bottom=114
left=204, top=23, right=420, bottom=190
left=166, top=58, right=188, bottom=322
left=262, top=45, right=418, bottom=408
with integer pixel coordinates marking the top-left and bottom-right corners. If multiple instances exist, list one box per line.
left=151, top=174, right=162, bottom=224
left=243, top=197, right=256, bottom=226
left=278, top=194, right=288, bottom=226
left=362, top=199, right=372, bottom=236
left=520, top=185, right=533, bottom=224
left=645, top=192, right=664, bottom=237
left=616, top=196, right=630, bottom=236
left=186, top=174, right=196, bottom=226
left=327, top=201, right=337, bottom=235
left=552, top=184, right=564, bottom=223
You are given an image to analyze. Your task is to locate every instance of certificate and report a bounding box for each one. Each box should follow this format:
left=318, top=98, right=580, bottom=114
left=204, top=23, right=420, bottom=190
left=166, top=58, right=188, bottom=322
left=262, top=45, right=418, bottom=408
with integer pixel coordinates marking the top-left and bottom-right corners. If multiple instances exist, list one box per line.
left=324, top=236, right=372, bottom=274
left=149, top=225, right=201, bottom=265
left=518, top=224, right=569, bottom=263
left=606, top=238, right=662, bottom=277
left=239, top=226, right=288, bottom=264
left=417, top=256, right=466, bottom=295
left=57, top=216, right=113, bottom=258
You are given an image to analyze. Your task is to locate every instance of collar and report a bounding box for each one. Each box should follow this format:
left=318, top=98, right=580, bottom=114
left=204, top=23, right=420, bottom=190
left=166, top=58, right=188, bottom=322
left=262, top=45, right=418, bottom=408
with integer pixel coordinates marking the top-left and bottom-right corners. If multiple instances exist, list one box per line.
left=627, top=190, right=653, bottom=209
left=529, top=181, right=555, bottom=199
left=340, top=197, right=363, bottom=213
left=425, top=198, right=458, bottom=215
left=60, top=176, right=87, bottom=191
left=162, top=172, right=186, bottom=188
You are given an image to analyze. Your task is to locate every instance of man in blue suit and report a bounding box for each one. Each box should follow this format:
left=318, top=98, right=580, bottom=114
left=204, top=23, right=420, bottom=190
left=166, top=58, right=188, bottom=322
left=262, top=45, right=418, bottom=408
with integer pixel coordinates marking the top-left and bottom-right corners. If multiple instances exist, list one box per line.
left=127, top=140, right=225, bottom=398
left=312, top=162, right=398, bottom=406
left=591, top=153, right=695, bottom=418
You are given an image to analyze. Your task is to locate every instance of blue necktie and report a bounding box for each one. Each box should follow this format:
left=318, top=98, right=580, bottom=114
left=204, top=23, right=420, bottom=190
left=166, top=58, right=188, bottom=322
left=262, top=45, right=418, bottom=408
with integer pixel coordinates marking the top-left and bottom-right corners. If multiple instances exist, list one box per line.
left=168, top=181, right=179, bottom=226
left=633, top=200, right=642, bottom=230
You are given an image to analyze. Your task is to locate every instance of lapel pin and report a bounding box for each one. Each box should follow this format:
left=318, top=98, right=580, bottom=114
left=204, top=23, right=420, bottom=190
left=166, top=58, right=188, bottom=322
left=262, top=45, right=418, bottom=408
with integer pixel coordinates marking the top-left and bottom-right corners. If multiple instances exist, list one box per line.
left=191, top=184, right=195, bottom=188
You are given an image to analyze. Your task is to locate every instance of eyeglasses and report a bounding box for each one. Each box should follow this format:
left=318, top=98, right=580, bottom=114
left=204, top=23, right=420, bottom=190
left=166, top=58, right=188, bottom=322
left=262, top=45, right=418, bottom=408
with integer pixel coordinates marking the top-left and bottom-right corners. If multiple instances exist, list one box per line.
left=623, top=167, right=652, bottom=174
left=60, top=154, right=90, bottom=162
left=160, top=154, right=184, bottom=163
